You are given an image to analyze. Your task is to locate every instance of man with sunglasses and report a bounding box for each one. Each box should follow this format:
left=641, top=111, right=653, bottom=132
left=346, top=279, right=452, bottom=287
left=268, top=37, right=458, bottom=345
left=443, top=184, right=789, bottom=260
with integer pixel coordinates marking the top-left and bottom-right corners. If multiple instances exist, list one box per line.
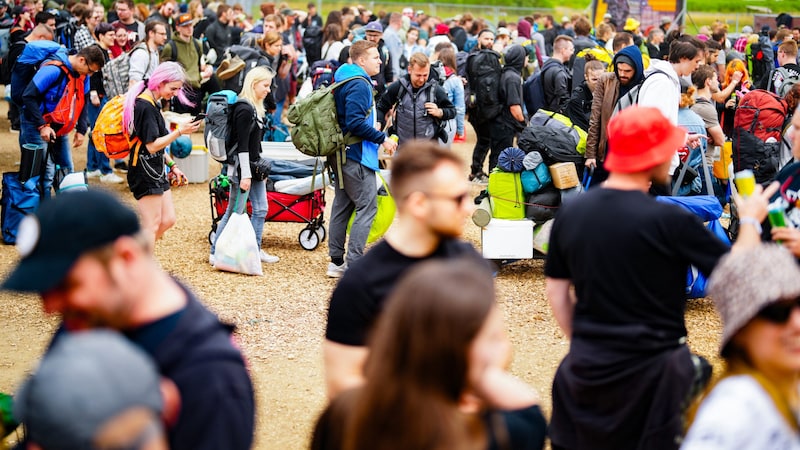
left=323, top=140, right=487, bottom=398
left=545, top=106, right=776, bottom=450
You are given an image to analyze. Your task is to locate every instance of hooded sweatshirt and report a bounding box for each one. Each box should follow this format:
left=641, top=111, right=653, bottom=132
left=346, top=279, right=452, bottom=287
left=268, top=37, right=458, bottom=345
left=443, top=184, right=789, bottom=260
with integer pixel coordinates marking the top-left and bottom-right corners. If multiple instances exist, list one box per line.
left=613, top=45, right=645, bottom=98
left=498, top=44, right=527, bottom=130
left=333, top=63, right=385, bottom=171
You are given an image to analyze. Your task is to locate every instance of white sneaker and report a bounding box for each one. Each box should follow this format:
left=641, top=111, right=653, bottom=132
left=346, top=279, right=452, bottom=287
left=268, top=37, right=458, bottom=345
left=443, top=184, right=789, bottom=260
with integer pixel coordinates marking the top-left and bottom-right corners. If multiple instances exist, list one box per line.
left=259, top=250, right=280, bottom=263
left=326, top=262, right=347, bottom=278
left=100, top=172, right=124, bottom=184
left=86, top=169, right=102, bottom=178
left=209, top=253, right=216, bottom=266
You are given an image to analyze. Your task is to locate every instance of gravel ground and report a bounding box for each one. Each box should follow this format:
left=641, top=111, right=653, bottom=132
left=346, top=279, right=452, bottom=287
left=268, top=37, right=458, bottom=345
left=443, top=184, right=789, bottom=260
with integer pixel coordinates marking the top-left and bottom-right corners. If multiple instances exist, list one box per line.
left=0, top=106, right=726, bottom=449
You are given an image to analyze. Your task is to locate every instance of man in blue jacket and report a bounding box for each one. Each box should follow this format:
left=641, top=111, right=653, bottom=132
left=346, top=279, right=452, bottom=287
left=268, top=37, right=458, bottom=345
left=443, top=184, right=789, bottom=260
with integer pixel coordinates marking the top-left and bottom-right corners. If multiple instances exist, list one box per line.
left=20, top=44, right=105, bottom=197
left=327, top=39, right=398, bottom=278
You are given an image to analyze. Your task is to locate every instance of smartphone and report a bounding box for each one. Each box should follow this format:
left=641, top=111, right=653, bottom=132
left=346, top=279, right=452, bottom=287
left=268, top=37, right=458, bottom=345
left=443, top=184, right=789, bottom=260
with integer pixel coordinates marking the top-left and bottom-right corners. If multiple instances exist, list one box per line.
left=192, top=113, right=207, bottom=122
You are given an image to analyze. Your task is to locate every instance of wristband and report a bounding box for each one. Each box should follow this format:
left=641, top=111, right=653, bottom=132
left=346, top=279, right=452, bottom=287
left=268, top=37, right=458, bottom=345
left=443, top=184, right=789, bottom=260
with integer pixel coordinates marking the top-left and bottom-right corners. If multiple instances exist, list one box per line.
left=739, top=217, right=763, bottom=235
left=167, top=160, right=175, bottom=168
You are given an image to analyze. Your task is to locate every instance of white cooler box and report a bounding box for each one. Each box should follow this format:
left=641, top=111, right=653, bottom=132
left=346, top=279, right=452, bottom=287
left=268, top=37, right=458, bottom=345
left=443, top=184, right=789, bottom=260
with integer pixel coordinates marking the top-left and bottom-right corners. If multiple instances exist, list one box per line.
left=481, top=218, right=534, bottom=259
left=174, top=146, right=209, bottom=183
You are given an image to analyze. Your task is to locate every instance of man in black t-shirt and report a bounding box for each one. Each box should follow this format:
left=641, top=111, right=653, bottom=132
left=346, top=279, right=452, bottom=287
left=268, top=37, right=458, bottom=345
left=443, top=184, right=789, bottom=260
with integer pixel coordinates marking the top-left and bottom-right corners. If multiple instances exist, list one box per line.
left=323, top=141, right=485, bottom=398
left=545, top=106, right=775, bottom=450
left=493, top=44, right=526, bottom=155
left=2, top=191, right=255, bottom=450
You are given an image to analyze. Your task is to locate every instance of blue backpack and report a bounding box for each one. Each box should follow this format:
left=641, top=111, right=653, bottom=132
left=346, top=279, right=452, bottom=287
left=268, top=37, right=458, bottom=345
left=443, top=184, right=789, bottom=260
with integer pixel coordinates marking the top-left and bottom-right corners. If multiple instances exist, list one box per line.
left=10, top=40, right=69, bottom=107
left=1, top=172, right=41, bottom=244
left=523, top=61, right=557, bottom=116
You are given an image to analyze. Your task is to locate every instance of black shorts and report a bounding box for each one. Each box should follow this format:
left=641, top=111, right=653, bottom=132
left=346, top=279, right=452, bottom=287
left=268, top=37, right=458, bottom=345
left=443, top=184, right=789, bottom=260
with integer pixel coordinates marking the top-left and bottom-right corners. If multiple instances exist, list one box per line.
left=127, top=152, right=170, bottom=200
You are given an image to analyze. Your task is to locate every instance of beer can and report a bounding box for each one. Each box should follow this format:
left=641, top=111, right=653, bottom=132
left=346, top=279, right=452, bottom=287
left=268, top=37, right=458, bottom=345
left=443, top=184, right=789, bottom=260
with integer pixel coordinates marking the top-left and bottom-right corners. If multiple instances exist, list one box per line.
left=734, top=170, right=756, bottom=198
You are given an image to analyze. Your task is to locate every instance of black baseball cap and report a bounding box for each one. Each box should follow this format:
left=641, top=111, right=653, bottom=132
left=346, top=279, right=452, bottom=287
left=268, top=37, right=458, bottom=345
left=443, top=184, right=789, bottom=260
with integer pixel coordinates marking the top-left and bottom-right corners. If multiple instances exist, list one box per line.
left=2, top=190, right=141, bottom=293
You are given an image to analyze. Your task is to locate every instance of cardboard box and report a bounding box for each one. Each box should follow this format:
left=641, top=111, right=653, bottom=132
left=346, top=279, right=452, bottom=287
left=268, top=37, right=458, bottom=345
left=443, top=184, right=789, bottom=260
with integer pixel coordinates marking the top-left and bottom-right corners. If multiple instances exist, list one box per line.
left=174, top=148, right=209, bottom=183
left=549, top=162, right=579, bottom=189
left=481, top=218, right=534, bottom=259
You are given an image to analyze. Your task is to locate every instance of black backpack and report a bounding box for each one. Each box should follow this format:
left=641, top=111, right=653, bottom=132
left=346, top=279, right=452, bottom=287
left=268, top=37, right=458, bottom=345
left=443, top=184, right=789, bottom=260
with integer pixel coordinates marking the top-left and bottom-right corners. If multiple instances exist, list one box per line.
left=518, top=124, right=583, bottom=166
left=466, top=49, right=502, bottom=124
left=0, top=39, right=25, bottom=85
left=302, top=25, right=323, bottom=65
left=221, top=45, right=269, bottom=93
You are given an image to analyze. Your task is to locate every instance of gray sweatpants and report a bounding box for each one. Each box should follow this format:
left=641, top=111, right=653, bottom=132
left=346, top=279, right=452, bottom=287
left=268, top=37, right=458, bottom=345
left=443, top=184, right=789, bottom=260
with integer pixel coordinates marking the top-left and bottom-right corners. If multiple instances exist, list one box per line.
left=328, top=160, right=377, bottom=266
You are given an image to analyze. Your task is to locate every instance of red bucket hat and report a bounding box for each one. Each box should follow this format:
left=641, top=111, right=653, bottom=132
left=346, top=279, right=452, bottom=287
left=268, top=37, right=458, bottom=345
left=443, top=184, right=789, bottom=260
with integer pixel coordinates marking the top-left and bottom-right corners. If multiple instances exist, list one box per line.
left=604, top=106, right=686, bottom=173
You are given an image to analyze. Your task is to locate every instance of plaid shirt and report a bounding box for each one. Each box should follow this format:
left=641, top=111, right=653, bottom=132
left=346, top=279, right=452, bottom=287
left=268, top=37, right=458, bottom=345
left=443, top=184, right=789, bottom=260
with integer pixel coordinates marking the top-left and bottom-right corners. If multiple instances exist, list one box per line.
left=74, top=25, right=95, bottom=52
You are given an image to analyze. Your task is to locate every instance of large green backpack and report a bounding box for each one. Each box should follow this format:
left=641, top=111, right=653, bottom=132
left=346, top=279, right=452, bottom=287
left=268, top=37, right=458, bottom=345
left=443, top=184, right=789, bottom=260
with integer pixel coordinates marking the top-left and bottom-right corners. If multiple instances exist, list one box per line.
left=287, top=75, right=371, bottom=187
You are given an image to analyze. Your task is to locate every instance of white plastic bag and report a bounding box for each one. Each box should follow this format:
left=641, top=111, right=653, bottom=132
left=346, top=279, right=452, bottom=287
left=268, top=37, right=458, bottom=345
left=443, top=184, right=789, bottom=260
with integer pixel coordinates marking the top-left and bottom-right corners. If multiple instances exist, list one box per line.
left=213, top=213, right=263, bottom=276
left=533, top=219, right=554, bottom=254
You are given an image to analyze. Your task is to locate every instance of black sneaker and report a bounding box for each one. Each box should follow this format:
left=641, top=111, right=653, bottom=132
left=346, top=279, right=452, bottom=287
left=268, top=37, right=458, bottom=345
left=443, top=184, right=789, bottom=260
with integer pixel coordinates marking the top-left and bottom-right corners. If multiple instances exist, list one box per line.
left=469, top=172, right=489, bottom=184
left=114, top=161, right=128, bottom=173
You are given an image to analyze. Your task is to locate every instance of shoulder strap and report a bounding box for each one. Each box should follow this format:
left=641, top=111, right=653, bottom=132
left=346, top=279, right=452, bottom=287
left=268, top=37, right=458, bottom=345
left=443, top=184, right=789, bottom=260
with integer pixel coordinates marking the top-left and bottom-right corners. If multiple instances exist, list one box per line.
left=169, top=40, right=177, bottom=62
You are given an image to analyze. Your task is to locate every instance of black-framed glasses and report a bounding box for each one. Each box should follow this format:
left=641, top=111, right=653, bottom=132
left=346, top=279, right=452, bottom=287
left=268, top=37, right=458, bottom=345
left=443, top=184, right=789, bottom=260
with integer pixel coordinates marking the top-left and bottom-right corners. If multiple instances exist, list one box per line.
left=756, top=297, right=800, bottom=324
left=423, top=191, right=470, bottom=206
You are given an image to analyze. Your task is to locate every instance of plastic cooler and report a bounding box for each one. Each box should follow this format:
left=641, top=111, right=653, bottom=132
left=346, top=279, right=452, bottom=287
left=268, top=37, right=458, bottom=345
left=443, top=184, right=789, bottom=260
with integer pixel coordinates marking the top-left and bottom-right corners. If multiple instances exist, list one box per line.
left=175, top=145, right=209, bottom=183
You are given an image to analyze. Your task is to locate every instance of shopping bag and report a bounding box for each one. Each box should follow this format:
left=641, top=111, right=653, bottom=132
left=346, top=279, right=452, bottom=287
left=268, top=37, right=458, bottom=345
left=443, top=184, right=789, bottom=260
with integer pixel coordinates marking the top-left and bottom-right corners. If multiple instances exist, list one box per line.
left=347, top=171, right=395, bottom=243
left=213, top=192, right=263, bottom=275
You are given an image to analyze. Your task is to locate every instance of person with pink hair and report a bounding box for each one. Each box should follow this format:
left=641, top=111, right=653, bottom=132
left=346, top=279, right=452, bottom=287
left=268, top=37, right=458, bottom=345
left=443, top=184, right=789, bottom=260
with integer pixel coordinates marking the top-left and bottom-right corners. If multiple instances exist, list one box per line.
left=122, top=61, right=201, bottom=246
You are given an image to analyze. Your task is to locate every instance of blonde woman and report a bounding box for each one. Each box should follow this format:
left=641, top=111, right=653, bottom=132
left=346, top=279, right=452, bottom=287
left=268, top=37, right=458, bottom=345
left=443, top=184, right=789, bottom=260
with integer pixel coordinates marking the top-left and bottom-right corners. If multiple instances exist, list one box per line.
left=210, top=66, right=280, bottom=265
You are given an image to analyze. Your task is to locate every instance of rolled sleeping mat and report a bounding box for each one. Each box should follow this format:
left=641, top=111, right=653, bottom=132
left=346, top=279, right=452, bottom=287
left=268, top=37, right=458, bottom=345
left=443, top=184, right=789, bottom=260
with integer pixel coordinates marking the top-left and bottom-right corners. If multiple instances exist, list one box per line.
left=472, top=196, right=492, bottom=227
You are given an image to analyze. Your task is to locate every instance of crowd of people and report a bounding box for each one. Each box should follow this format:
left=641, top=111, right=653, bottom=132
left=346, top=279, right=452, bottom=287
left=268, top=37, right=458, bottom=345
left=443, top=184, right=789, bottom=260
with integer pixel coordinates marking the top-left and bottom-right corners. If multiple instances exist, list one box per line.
left=3, top=0, right=800, bottom=448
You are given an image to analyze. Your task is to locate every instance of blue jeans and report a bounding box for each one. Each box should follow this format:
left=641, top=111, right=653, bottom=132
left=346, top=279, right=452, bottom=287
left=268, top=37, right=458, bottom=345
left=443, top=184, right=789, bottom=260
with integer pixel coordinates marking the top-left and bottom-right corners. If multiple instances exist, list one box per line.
left=328, top=160, right=377, bottom=266
left=87, top=97, right=112, bottom=174
left=20, top=113, right=72, bottom=199
left=211, top=176, right=268, bottom=254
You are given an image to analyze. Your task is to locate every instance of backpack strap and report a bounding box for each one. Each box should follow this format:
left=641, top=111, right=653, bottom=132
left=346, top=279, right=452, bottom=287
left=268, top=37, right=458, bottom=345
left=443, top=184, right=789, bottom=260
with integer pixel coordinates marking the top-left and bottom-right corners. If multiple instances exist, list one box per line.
left=332, top=75, right=373, bottom=146
left=129, top=93, right=157, bottom=167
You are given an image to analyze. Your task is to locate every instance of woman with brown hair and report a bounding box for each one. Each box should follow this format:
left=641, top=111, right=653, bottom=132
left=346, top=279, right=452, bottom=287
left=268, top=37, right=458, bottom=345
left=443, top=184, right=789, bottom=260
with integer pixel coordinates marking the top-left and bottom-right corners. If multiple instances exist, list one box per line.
left=321, top=22, right=344, bottom=62
left=682, top=245, right=800, bottom=448
left=311, top=259, right=547, bottom=450
left=259, top=30, right=292, bottom=120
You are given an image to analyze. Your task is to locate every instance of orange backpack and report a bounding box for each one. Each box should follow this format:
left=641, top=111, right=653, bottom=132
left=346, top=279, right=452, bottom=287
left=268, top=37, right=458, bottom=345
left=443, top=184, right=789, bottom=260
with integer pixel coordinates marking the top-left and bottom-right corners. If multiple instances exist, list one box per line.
left=92, top=94, right=155, bottom=161
left=41, top=60, right=86, bottom=137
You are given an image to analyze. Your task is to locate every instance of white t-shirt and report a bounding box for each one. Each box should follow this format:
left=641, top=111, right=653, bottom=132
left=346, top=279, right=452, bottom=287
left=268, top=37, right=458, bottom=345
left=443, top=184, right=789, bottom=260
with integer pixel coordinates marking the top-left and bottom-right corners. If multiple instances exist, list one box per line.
left=682, top=375, right=800, bottom=450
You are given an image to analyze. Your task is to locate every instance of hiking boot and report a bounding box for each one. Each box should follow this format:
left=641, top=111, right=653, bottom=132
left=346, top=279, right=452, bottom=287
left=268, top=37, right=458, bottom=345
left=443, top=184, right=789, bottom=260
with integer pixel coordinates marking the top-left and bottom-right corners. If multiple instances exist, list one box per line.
left=259, top=250, right=280, bottom=263
left=100, top=172, right=124, bottom=184
left=326, top=262, right=347, bottom=278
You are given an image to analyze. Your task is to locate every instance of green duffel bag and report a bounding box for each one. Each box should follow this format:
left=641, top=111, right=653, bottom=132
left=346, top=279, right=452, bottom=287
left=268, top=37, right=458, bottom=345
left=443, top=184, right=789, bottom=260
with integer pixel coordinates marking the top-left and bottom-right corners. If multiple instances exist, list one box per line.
left=488, top=169, right=525, bottom=220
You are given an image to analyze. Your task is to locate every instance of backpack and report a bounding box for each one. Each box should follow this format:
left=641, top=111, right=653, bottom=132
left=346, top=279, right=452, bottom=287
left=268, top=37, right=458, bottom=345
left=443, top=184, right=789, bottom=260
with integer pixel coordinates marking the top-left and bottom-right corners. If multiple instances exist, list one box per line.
left=746, top=37, right=774, bottom=88
left=43, top=65, right=87, bottom=137
left=302, top=25, right=323, bottom=65
left=92, top=94, right=155, bottom=160
left=219, top=45, right=269, bottom=94
left=0, top=39, right=25, bottom=86
left=529, top=109, right=587, bottom=155
left=466, top=49, right=502, bottom=124
left=287, top=76, right=371, bottom=187
left=522, top=61, right=558, bottom=117
left=518, top=124, right=584, bottom=166
left=612, top=68, right=668, bottom=114
left=10, top=40, right=68, bottom=107
left=204, top=90, right=240, bottom=163
left=167, top=38, right=202, bottom=72
left=731, top=89, right=789, bottom=183
left=770, top=66, right=800, bottom=97
left=308, top=59, right=340, bottom=90
left=428, top=60, right=446, bottom=86
left=102, top=43, right=148, bottom=99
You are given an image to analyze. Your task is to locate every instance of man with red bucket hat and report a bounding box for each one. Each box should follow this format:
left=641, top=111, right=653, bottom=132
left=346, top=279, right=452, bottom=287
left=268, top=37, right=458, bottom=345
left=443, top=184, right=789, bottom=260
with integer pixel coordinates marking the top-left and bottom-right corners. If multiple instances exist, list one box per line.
left=544, top=106, right=777, bottom=450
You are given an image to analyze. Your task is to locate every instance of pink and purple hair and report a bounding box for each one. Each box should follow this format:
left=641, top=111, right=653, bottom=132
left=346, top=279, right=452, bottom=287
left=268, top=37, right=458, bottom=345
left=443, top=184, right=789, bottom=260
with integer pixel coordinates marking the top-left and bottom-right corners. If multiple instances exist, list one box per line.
left=122, top=61, right=195, bottom=136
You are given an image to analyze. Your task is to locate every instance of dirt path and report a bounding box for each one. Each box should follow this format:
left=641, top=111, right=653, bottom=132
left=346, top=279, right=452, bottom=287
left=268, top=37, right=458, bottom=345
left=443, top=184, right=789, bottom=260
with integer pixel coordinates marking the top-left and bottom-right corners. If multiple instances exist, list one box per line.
left=0, top=104, right=725, bottom=449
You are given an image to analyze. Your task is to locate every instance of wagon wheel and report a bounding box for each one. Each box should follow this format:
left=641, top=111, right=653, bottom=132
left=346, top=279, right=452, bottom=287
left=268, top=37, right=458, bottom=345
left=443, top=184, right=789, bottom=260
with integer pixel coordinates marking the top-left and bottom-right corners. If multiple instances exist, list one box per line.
left=315, top=225, right=326, bottom=243
left=298, top=227, right=320, bottom=251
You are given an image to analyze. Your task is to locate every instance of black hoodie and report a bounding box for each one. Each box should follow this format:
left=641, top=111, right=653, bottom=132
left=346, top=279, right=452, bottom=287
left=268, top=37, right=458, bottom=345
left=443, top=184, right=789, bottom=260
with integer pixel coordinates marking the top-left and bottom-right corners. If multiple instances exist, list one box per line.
left=498, top=44, right=527, bottom=131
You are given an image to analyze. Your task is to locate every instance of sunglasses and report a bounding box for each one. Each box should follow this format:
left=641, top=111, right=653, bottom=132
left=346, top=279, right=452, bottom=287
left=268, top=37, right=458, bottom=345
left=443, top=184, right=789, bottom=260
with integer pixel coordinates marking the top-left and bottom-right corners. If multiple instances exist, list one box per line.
left=756, top=297, right=800, bottom=324
left=424, top=191, right=470, bottom=206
